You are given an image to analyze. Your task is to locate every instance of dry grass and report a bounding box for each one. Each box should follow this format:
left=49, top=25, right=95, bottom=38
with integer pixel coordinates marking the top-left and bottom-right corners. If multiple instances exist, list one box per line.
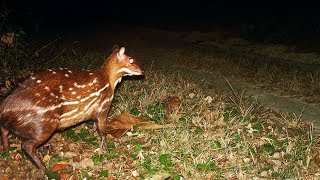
left=1, top=62, right=319, bottom=179
left=0, top=39, right=319, bottom=179
left=111, top=66, right=320, bottom=179
left=172, top=46, right=320, bottom=103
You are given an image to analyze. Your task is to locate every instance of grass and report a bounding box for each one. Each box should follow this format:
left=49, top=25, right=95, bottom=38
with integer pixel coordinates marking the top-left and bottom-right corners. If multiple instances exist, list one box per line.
left=0, top=33, right=320, bottom=179
left=139, top=28, right=320, bottom=103
left=172, top=45, right=320, bottom=103
left=1, top=57, right=319, bottom=178
left=178, top=28, right=320, bottom=64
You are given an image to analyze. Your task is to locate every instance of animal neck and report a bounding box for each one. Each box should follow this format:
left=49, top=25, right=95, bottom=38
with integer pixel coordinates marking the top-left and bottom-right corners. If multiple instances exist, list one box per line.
left=99, top=58, right=122, bottom=91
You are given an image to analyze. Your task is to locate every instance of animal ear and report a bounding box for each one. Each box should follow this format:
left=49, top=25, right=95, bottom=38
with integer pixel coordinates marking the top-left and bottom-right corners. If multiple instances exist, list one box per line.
left=113, top=45, right=120, bottom=52
left=117, top=47, right=125, bottom=61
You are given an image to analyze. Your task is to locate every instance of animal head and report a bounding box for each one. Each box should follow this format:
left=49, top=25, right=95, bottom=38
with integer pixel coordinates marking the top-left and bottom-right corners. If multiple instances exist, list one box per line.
left=111, top=45, right=144, bottom=77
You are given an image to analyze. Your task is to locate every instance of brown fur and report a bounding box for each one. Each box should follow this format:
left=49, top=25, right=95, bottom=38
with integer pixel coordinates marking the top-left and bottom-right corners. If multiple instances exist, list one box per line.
left=0, top=46, right=143, bottom=169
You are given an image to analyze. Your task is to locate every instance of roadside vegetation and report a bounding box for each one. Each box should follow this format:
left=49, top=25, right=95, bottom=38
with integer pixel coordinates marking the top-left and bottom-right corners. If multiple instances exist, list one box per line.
left=0, top=42, right=319, bottom=179
left=0, top=12, right=319, bottom=178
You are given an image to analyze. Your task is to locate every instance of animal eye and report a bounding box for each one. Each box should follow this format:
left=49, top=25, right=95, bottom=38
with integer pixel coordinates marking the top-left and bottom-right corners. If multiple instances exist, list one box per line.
left=129, top=58, right=134, bottom=64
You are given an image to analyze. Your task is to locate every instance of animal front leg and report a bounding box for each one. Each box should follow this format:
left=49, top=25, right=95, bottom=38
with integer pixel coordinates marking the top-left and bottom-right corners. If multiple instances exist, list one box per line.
left=95, top=114, right=108, bottom=150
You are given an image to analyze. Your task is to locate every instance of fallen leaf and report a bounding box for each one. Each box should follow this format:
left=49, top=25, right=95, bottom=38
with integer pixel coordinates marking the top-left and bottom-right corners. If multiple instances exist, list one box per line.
left=104, top=163, right=116, bottom=170
left=310, top=152, right=320, bottom=168
left=75, top=158, right=94, bottom=169
left=1, top=32, right=14, bottom=46
left=43, top=154, right=52, bottom=162
left=8, top=161, right=19, bottom=168
left=0, top=87, right=9, bottom=95
left=106, top=112, right=195, bottom=138
left=0, top=175, right=9, bottom=180
left=57, top=172, right=72, bottom=180
left=50, top=163, right=71, bottom=172
left=64, top=151, right=77, bottom=158
left=163, top=96, right=181, bottom=112
left=106, top=113, right=152, bottom=138
left=218, top=157, right=228, bottom=165
left=144, top=172, right=173, bottom=180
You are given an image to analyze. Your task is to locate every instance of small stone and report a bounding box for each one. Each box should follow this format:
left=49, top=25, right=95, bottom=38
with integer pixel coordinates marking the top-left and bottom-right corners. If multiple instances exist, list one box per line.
left=188, top=93, right=195, bottom=98
left=76, top=158, right=94, bottom=169
left=132, top=170, right=139, bottom=177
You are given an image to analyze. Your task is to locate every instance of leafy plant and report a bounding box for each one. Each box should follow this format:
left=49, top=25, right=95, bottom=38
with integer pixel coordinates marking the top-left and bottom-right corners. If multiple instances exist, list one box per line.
left=196, top=161, right=217, bottom=172
left=159, top=154, right=173, bottom=171
left=92, top=154, right=104, bottom=165
left=142, top=159, right=157, bottom=174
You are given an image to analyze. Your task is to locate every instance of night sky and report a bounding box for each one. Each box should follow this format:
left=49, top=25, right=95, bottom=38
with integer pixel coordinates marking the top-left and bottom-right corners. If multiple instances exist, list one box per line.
left=2, top=1, right=320, bottom=41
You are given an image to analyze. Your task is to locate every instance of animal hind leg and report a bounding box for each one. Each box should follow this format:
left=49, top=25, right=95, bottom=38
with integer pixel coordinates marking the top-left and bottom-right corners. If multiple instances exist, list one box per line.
left=1, top=127, right=9, bottom=151
left=21, top=115, right=59, bottom=170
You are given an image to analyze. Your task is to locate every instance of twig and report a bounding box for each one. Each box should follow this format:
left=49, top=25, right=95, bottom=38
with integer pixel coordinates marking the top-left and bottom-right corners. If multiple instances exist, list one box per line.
left=225, top=77, right=243, bottom=113
left=0, top=9, right=8, bottom=33
left=45, top=49, right=65, bottom=66
left=30, top=38, right=58, bottom=60
left=135, top=123, right=196, bottom=131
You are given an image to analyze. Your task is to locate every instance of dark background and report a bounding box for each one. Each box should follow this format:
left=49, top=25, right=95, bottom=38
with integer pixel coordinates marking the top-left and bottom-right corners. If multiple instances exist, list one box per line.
left=2, top=1, right=320, bottom=46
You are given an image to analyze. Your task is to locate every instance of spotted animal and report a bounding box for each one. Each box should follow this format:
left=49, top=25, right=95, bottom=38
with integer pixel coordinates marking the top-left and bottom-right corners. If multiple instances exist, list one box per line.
left=0, top=45, right=143, bottom=169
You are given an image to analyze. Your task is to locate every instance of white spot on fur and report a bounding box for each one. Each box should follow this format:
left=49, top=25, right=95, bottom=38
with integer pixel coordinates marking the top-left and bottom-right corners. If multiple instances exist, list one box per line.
left=44, top=86, right=50, bottom=91
left=59, top=68, right=63, bottom=70
left=68, top=70, right=72, bottom=73
left=59, top=102, right=99, bottom=128
left=31, top=76, right=36, bottom=80
left=84, top=97, right=98, bottom=111
left=61, top=101, right=79, bottom=105
left=74, top=82, right=86, bottom=88
left=65, top=74, right=69, bottom=77
left=36, top=80, right=42, bottom=83
left=89, top=73, right=94, bottom=75
left=68, top=87, right=74, bottom=91
left=60, top=108, right=79, bottom=118
left=79, top=83, right=109, bottom=102
left=77, top=96, right=81, bottom=99
left=35, top=93, right=41, bottom=97
left=59, top=85, right=63, bottom=92
left=36, top=104, right=63, bottom=114
left=93, top=79, right=97, bottom=84
left=97, top=97, right=111, bottom=112
left=71, top=91, right=77, bottom=95
left=50, top=93, right=55, bottom=97
left=52, top=71, right=57, bottom=74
